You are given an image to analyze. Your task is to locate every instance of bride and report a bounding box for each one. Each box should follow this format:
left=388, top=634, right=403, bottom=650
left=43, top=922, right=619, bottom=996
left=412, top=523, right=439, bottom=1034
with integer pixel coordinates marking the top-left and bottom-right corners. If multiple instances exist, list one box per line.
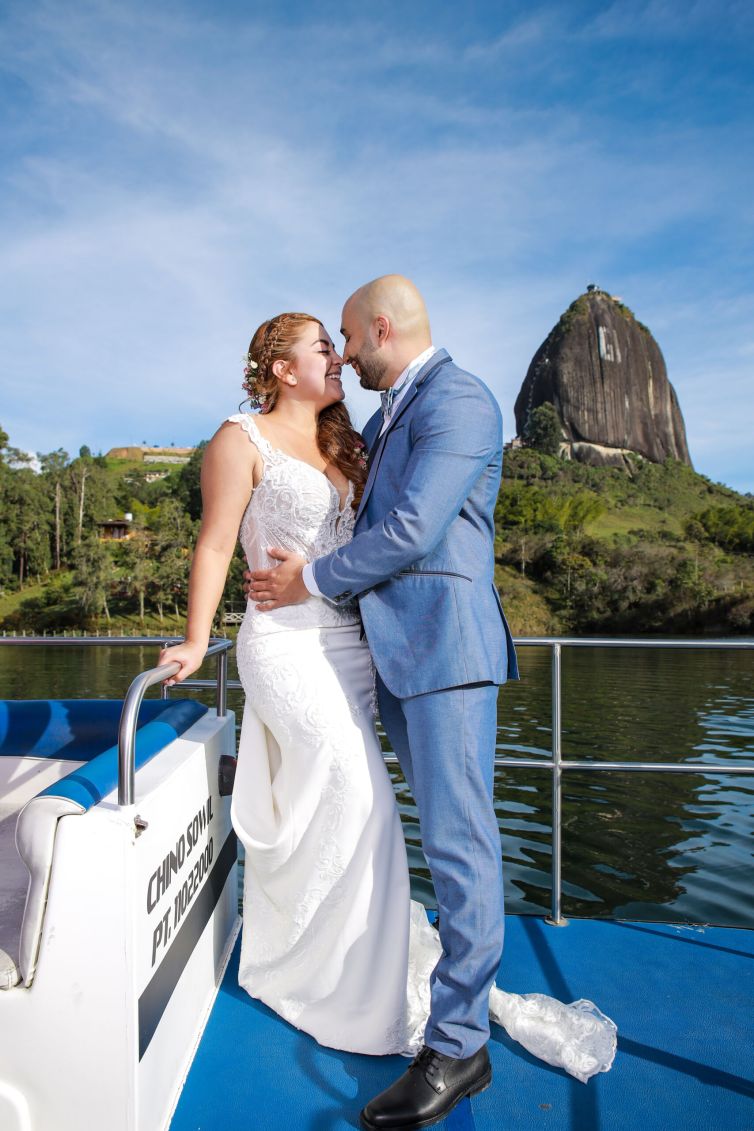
left=158, top=311, right=616, bottom=1094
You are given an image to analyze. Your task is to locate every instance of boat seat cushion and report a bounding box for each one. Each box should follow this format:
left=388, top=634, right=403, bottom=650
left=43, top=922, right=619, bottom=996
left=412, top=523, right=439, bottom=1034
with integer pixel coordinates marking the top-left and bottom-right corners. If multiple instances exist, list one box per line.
left=36, top=699, right=208, bottom=811
left=0, top=699, right=189, bottom=762
left=16, top=796, right=83, bottom=985
left=0, top=756, right=85, bottom=990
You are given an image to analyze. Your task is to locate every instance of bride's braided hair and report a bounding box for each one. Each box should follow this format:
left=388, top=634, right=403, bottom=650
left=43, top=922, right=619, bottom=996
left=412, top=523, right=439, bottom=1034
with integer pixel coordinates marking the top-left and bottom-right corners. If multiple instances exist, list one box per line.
left=243, top=312, right=368, bottom=510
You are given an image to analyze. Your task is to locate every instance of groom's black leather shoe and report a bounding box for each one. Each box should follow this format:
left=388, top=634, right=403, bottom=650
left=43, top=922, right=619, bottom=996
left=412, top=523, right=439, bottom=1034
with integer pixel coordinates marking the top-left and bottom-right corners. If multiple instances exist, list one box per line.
left=359, top=1044, right=491, bottom=1130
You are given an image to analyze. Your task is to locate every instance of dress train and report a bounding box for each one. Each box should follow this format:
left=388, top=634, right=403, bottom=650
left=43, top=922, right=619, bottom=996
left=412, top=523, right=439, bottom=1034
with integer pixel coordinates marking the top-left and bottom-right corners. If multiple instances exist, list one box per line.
left=405, top=902, right=616, bottom=1083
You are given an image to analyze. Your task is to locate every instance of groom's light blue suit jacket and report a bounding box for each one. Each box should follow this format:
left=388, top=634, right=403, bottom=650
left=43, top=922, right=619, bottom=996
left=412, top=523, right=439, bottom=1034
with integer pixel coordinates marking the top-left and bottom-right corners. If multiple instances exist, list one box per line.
left=313, top=349, right=519, bottom=698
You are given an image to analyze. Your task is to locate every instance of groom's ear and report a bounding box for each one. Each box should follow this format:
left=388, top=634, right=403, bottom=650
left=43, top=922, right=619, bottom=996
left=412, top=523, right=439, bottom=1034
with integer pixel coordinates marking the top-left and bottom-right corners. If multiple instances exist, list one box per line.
left=374, top=314, right=390, bottom=344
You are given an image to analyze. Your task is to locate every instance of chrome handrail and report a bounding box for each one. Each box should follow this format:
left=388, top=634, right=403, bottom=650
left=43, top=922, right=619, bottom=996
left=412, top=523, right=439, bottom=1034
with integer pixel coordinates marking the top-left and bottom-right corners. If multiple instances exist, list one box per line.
left=504, top=638, right=754, bottom=924
left=118, top=639, right=233, bottom=805
left=0, top=635, right=234, bottom=807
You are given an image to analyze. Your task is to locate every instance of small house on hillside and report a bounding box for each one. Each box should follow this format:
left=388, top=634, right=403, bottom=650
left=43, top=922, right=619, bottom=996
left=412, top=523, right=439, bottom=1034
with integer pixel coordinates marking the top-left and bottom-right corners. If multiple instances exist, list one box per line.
left=98, top=513, right=134, bottom=541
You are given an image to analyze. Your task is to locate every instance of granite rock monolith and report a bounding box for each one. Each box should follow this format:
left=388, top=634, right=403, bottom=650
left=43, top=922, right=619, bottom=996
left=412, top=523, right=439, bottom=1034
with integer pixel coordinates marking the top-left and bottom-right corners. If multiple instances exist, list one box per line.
left=514, top=290, right=691, bottom=468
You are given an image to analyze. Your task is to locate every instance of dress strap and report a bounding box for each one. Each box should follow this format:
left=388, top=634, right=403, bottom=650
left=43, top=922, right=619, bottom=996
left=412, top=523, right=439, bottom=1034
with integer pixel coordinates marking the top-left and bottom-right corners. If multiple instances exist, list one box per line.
left=226, top=413, right=279, bottom=463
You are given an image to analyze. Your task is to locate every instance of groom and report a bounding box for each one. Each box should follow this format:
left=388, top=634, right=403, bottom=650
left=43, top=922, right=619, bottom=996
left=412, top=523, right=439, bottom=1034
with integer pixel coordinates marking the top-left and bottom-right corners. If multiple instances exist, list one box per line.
left=246, top=275, right=518, bottom=1129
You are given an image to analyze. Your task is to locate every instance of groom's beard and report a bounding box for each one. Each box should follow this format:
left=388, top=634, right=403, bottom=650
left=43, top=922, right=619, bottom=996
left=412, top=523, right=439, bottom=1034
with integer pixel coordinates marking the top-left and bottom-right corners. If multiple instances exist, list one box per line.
left=351, top=347, right=388, bottom=391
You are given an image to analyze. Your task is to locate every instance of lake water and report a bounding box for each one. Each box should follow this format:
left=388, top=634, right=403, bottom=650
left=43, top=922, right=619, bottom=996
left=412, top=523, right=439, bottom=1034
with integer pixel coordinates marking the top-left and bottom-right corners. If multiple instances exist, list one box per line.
left=1, top=638, right=752, bottom=927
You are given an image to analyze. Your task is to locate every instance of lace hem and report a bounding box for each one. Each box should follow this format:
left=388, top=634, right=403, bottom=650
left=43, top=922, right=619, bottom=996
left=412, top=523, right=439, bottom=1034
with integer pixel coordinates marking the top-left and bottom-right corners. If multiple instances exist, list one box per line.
left=402, top=902, right=617, bottom=1082
left=488, top=987, right=617, bottom=1083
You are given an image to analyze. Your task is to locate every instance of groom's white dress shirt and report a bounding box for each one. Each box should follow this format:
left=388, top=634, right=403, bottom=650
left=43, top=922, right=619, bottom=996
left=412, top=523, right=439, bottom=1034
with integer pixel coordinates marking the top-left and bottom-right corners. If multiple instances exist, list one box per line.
left=302, top=346, right=438, bottom=598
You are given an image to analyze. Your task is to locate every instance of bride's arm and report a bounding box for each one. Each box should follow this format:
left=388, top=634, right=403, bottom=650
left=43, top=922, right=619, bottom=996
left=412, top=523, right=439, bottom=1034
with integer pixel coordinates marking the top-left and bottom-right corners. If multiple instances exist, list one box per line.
left=158, top=422, right=258, bottom=684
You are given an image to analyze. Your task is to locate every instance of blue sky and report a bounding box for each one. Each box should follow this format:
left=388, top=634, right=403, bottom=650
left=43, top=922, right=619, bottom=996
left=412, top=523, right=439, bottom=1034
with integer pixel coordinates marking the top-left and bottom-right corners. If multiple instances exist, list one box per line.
left=1, top=0, right=753, bottom=491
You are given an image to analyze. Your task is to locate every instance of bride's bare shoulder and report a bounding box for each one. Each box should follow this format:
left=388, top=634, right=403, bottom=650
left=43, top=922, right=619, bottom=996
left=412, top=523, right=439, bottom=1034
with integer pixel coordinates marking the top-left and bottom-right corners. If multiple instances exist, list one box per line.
left=211, top=416, right=258, bottom=448
left=203, top=418, right=261, bottom=474
left=198, top=421, right=258, bottom=519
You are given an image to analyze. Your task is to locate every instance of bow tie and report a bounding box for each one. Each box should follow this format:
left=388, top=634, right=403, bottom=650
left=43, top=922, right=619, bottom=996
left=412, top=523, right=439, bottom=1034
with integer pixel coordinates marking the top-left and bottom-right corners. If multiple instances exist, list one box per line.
left=380, top=372, right=413, bottom=419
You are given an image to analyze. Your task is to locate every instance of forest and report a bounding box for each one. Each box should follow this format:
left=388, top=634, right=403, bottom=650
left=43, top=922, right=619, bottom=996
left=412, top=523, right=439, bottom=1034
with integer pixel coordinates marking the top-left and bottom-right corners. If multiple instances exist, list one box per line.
left=1, top=420, right=752, bottom=636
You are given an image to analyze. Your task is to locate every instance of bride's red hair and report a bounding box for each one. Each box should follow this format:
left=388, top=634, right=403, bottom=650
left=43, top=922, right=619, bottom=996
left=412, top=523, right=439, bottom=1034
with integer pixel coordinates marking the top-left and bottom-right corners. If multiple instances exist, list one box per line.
left=245, top=313, right=368, bottom=510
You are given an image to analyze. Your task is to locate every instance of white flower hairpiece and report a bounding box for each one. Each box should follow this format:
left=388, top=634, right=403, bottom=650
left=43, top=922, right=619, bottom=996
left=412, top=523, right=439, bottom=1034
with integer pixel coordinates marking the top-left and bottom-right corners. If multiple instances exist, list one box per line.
left=242, top=352, right=269, bottom=411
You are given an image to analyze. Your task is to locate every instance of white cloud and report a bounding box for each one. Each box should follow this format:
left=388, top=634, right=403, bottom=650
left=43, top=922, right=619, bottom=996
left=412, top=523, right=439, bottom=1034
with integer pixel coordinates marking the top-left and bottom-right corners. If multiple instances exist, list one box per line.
left=581, top=0, right=752, bottom=41
left=0, top=0, right=751, bottom=492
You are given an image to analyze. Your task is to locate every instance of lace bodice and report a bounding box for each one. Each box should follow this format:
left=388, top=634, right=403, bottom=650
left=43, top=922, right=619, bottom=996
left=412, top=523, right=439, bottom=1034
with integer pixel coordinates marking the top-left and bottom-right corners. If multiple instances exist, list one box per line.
left=228, top=413, right=359, bottom=635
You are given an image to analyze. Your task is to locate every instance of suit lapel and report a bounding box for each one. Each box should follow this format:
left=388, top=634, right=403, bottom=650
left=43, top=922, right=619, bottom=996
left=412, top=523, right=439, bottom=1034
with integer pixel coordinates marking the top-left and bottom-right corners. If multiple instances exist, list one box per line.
left=362, top=411, right=382, bottom=457
left=355, top=350, right=451, bottom=524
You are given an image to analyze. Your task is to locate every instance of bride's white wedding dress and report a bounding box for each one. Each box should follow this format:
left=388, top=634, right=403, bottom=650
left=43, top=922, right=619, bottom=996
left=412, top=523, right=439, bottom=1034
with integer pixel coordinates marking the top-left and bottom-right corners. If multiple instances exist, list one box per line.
left=228, top=413, right=616, bottom=1083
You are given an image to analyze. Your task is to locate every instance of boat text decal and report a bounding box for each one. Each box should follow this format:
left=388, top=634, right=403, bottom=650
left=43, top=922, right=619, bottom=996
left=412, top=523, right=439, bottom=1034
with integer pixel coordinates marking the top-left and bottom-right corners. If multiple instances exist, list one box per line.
left=138, top=827, right=237, bottom=1060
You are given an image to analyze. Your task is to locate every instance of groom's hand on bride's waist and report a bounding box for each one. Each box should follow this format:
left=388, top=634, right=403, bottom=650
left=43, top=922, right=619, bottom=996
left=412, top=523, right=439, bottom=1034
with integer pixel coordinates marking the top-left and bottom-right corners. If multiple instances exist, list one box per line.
left=246, top=549, right=309, bottom=610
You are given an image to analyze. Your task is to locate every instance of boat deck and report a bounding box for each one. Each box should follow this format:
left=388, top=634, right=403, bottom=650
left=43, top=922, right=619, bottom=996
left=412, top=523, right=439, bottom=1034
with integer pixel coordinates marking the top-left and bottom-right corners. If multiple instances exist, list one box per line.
left=171, top=914, right=754, bottom=1131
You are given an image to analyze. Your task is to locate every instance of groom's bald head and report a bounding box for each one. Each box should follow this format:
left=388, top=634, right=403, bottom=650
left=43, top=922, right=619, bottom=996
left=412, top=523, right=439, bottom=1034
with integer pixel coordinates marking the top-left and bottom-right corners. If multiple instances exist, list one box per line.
left=341, top=275, right=432, bottom=390
left=347, top=275, right=431, bottom=341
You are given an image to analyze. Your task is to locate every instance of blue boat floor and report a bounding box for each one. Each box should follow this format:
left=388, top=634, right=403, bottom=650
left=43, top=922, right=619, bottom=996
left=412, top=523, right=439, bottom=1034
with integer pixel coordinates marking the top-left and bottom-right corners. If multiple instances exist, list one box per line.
left=171, top=915, right=754, bottom=1131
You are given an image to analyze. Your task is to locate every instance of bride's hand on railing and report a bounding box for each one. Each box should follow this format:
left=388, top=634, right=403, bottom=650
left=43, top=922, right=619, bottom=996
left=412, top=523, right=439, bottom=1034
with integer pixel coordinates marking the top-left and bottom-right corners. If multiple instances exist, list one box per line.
left=158, top=641, right=208, bottom=687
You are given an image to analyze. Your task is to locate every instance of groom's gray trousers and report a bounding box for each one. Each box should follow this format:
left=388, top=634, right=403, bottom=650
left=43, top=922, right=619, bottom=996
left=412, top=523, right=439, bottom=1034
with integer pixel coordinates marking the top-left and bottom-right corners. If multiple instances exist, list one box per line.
left=376, top=673, right=504, bottom=1060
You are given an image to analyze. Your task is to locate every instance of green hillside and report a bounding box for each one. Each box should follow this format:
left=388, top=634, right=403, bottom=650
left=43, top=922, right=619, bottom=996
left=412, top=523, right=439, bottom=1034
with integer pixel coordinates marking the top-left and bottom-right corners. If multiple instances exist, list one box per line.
left=1, top=424, right=752, bottom=636
left=495, top=448, right=753, bottom=635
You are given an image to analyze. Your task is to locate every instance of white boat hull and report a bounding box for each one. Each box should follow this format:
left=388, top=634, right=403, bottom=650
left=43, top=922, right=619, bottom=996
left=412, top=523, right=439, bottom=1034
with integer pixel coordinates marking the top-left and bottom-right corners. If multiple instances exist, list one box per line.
left=0, top=709, right=239, bottom=1131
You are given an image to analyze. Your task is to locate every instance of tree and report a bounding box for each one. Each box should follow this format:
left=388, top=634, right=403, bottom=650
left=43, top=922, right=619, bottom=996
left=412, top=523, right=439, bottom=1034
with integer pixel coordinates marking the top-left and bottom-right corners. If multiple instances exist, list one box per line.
left=496, top=482, right=561, bottom=575
left=559, top=492, right=605, bottom=533
left=0, top=430, right=13, bottom=585
left=65, top=453, right=119, bottom=553
left=522, top=403, right=563, bottom=457
left=4, top=447, right=35, bottom=468
left=72, top=535, right=113, bottom=623
left=150, top=498, right=195, bottom=621
left=154, top=546, right=191, bottom=621
left=69, top=457, right=90, bottom=545
left=1, top=468, right=51, bottom=585
left=121, top=523, right=154, bottom=622
left=689, top=504, right=754, bottom=553
left=39, top=449, right=70, bottom=570
left=496, top=482, right=563, bottom=532
left=176, top=441, right=207, bottom=522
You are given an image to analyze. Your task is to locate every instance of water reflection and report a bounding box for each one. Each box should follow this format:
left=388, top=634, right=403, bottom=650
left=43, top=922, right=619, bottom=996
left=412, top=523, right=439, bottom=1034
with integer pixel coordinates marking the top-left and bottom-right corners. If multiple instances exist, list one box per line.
left=385, top=645, right=754, bottom=926
left=1, top=639, right=751, bottom=926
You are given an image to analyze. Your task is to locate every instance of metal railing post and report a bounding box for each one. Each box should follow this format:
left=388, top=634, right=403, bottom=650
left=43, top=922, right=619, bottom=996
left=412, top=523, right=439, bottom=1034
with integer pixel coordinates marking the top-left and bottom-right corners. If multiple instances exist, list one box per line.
left=118, top=663, right=181, bottom=805
left=216, top=649, right=228, bottom=717
left=546, top=642, right=567, bottom=925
